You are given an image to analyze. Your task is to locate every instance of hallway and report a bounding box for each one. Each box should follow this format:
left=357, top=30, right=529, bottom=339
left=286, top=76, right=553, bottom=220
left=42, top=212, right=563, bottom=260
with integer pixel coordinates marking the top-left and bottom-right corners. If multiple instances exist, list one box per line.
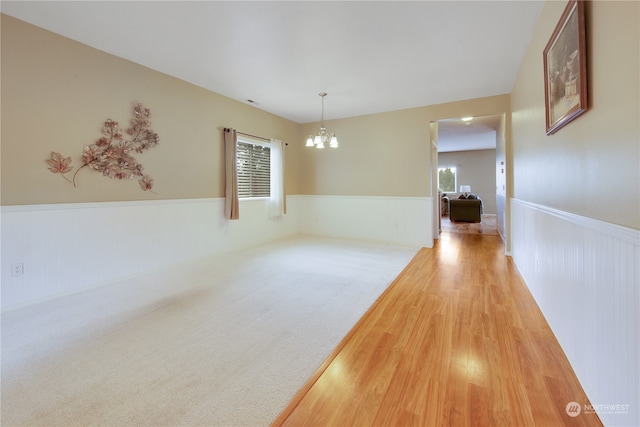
left=274, top=232, right=602, bottom=427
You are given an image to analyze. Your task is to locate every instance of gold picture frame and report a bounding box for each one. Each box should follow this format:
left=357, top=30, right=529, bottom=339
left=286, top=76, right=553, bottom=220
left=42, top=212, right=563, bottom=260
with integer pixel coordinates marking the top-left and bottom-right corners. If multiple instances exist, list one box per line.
left=543, top=0, right=588, bottom=135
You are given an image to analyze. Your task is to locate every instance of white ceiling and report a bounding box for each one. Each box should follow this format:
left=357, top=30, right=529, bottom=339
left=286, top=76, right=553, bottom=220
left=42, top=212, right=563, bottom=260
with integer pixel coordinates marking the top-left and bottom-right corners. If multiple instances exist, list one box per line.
left=438, top=114, right=502, bottom=152
left=2, top=0, right=542, bottom=126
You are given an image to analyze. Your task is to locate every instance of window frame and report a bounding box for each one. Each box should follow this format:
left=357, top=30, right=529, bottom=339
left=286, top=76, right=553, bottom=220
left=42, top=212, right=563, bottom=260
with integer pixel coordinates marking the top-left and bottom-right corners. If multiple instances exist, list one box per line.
left=236, top=136, right=271, bottom=200
left=437, top=166, right=458, bottom=194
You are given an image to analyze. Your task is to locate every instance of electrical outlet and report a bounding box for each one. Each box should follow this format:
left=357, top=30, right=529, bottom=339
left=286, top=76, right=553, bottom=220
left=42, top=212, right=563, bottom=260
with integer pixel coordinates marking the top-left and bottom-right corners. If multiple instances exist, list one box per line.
left=11, top=263, right=24, bottom=277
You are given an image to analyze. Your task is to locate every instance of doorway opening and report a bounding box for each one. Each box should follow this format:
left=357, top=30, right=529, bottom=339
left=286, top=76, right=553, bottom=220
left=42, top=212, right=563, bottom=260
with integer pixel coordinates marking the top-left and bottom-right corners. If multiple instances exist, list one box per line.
left=431, top=113, right=508, bottom=247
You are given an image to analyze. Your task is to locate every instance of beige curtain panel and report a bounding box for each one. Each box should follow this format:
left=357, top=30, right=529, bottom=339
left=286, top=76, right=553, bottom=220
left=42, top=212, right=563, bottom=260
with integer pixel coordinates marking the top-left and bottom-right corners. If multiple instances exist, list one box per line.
left=224, top=128, right=239, bottom=220
left=269, top=138, right=286, bottom=218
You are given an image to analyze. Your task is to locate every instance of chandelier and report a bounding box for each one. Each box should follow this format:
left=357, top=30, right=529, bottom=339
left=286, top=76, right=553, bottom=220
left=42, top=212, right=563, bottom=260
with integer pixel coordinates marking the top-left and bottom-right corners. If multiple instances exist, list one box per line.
left=306, top=92, right=339, bottom=149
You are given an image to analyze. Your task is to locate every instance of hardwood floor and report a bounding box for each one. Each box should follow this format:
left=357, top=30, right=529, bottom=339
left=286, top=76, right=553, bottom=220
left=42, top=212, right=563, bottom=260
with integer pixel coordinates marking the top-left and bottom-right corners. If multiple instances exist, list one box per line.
left=273, top=233, right=603, bottom=427
left=441, top=214, right=498, bottom=235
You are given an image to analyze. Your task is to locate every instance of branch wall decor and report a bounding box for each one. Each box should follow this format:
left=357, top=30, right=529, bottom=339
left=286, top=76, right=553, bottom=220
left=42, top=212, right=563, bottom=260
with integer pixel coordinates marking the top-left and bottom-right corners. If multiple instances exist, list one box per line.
left=47, top=103, right=159, bottom=191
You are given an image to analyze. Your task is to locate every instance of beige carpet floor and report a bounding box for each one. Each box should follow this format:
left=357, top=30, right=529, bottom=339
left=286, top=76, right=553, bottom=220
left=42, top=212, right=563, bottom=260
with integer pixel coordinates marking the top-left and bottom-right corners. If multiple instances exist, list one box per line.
left=1, top=236, right=419, bottom=427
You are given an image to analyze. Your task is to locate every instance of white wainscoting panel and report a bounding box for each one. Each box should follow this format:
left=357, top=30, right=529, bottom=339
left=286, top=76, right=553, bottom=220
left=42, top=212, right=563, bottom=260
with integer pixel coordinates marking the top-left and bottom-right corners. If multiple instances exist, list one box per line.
left=511, top=198, right=639, bottom=427
left=2, top=195, right=431, bottom=310
left=298, top=195, right=432, bottom=248
left=1, top=197, right=301, bottom=309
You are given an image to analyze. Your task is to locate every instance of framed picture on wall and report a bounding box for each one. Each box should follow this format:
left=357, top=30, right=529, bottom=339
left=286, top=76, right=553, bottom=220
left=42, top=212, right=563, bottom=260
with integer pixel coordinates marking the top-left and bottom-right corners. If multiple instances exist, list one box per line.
left=543, top=0, right=588, bottom=135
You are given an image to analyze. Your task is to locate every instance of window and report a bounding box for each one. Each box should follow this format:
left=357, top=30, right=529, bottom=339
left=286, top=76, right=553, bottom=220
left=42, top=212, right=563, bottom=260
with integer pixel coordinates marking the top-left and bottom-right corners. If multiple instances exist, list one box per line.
left=237, top=138, right=271, bottom=198
left=438, top=167, right=457, bottom=193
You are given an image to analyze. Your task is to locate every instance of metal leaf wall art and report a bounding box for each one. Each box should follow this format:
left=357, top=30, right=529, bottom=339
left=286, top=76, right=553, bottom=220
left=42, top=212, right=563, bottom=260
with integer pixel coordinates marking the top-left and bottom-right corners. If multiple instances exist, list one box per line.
left=47, top=102, right=159, bottom=191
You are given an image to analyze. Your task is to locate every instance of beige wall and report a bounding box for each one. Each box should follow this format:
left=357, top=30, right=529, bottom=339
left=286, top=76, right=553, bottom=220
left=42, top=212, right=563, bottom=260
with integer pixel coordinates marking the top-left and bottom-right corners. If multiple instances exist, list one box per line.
left=2, top=13, right=527, bottom=210
left=299, top=108, right=430, bottom=196
left=511, top=1, right=639, bottom=229
left=299, top=94, right=510, bottom=197
left=1, top=15, right=303, bottom=205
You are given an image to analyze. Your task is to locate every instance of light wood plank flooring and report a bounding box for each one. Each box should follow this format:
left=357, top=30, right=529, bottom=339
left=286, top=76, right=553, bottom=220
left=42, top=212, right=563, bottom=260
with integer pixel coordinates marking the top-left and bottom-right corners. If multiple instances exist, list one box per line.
left=441, top=214, right=499, bottom=235
left=273, top=232, right=603, bottom=427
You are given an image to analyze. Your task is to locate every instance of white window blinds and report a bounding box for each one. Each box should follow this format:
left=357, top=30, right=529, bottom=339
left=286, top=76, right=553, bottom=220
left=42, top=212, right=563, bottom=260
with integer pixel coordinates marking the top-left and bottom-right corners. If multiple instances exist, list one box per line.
left=237, top=140, right=271, bottom=198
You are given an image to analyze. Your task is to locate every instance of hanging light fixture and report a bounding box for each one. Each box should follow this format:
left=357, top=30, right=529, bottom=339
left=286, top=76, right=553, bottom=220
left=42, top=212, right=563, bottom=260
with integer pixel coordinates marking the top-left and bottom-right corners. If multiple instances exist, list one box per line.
left=306, top=92, right=339, bottom=149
